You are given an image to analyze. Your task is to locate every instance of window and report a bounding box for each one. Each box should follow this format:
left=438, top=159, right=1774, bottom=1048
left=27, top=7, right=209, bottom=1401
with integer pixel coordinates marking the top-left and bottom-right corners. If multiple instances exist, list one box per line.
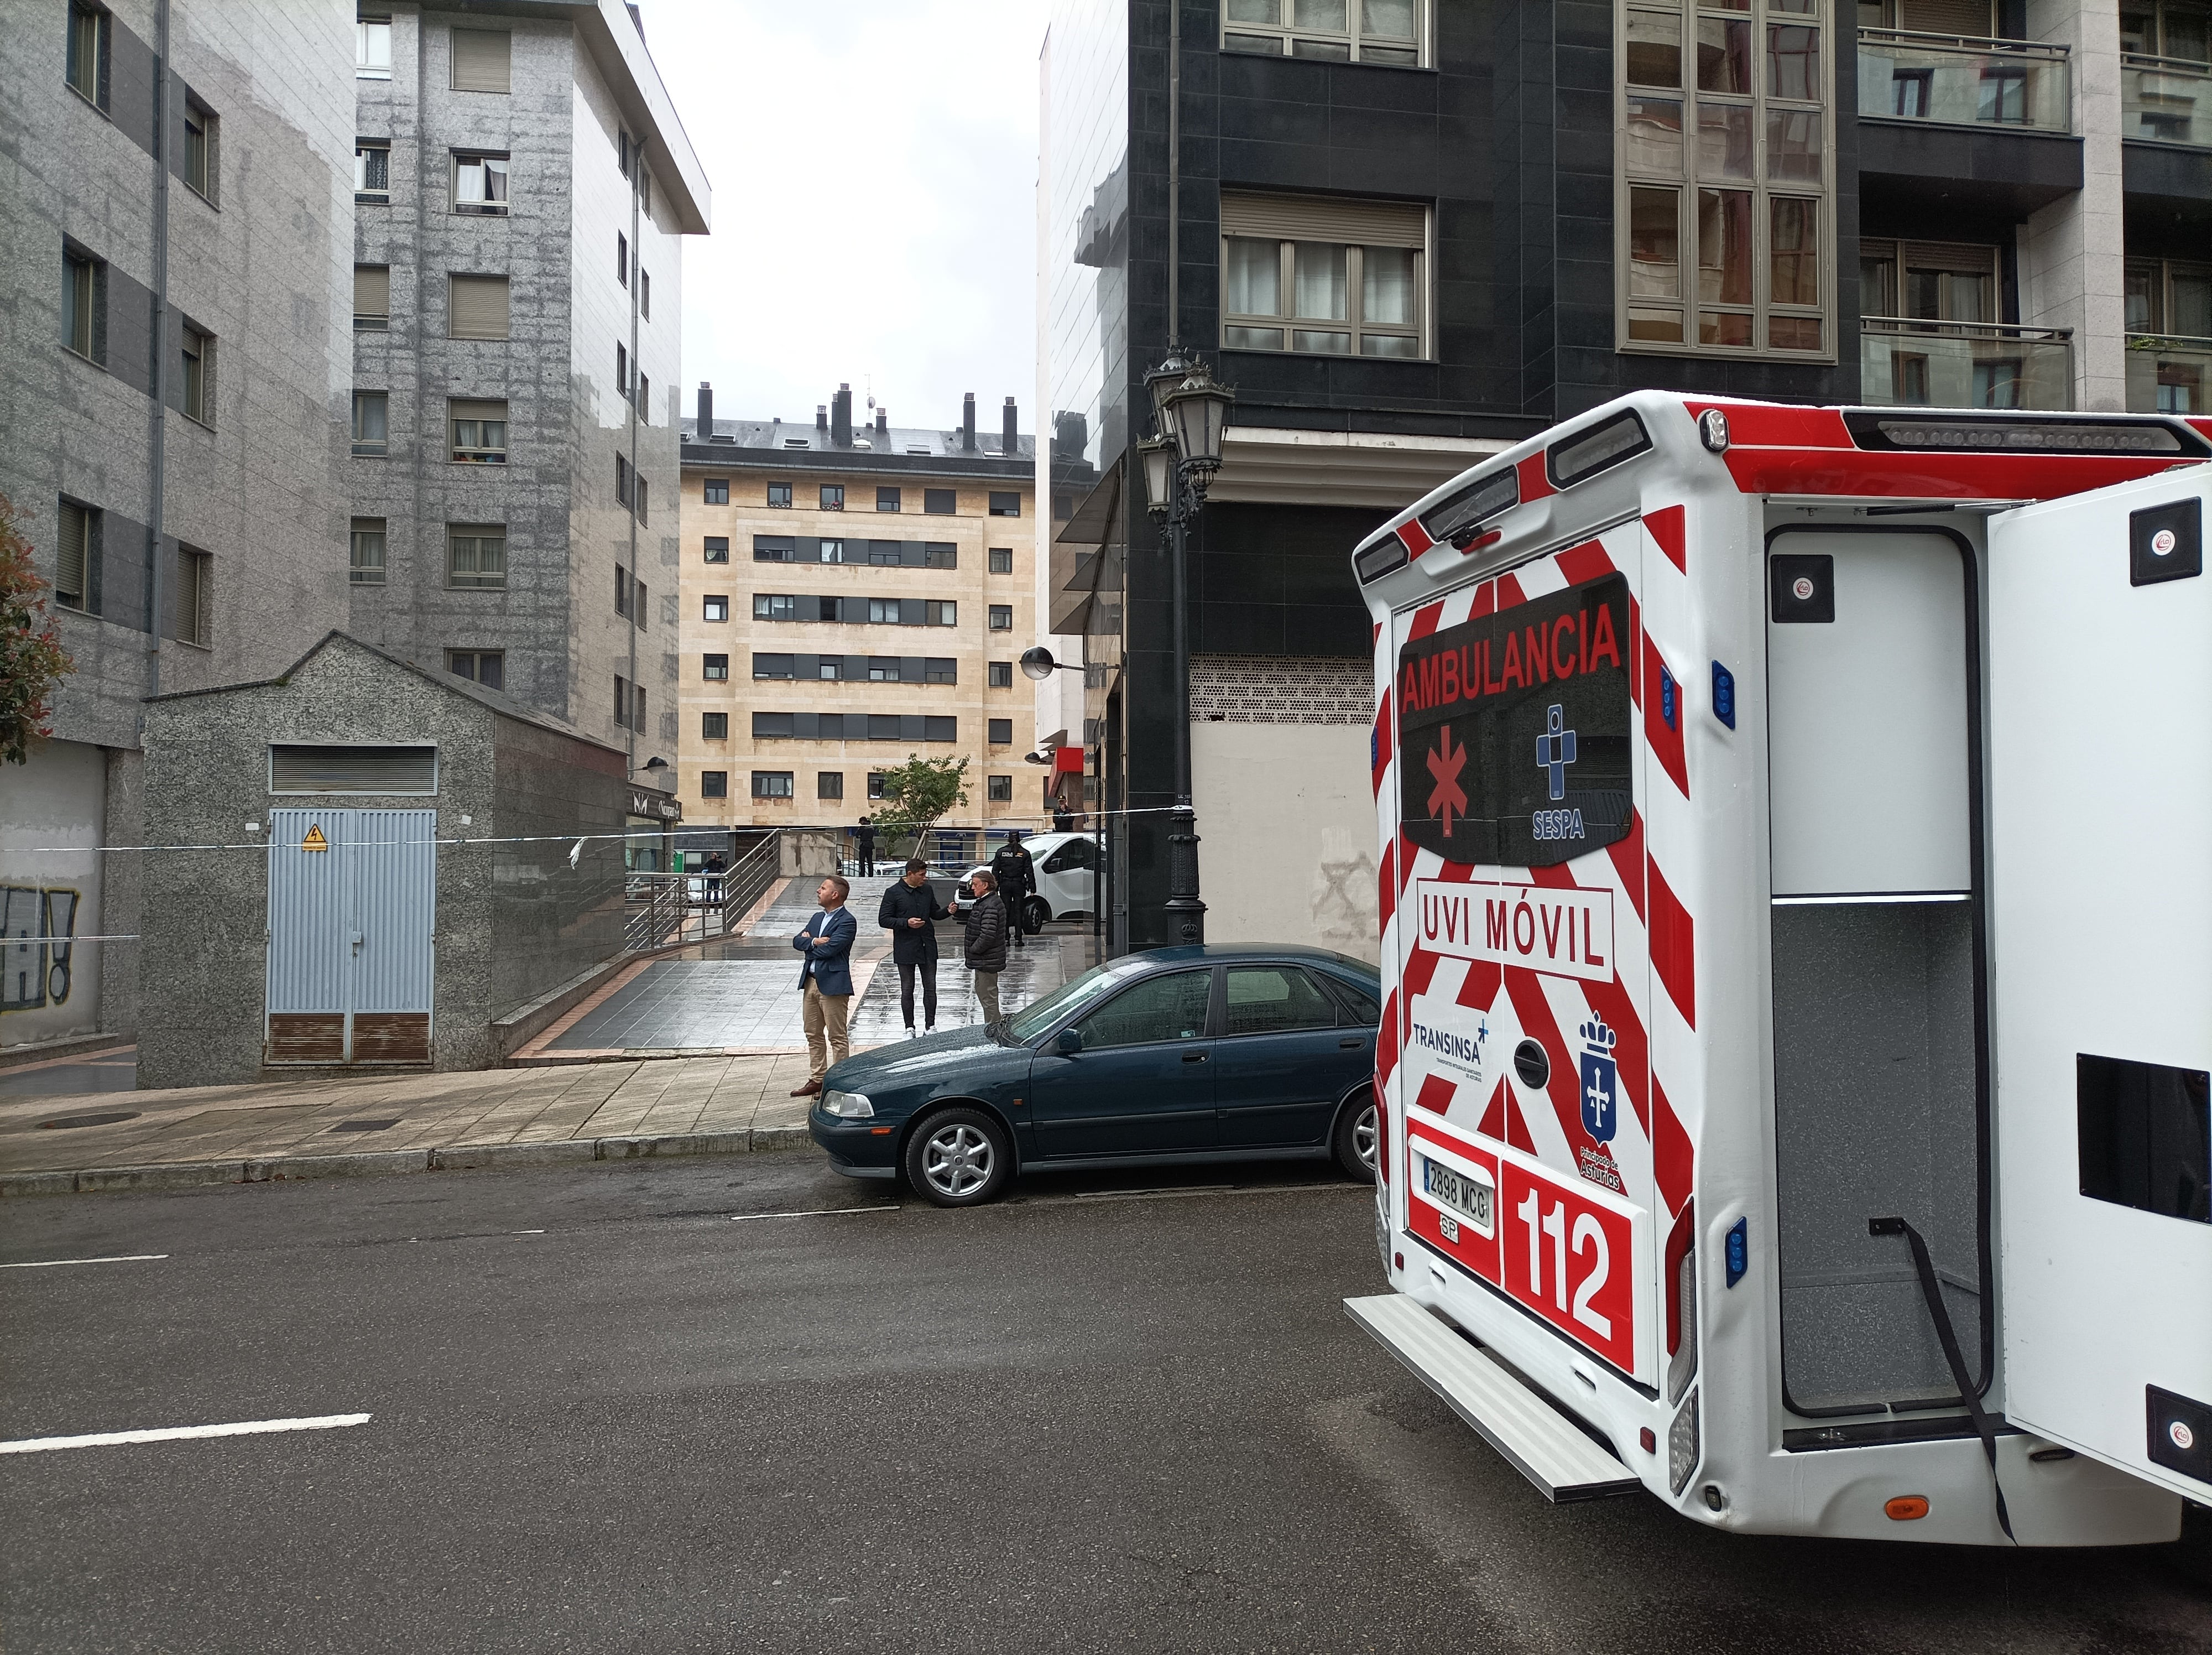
left=62, top=248, right=101, bottom=362
left=703, top=653, right=729, bottom=681
left=617, top=232, right=629, bottom=285
left=989, top=547, right=1014, bottom=574
left=924, top=716, right=957, bottom=742
left=451, top=28, right=511, bottom=93
left=55, top=499, right=97, bottom=613
left=614, top=566, right=630, bottom=617
left=989, top=660, right=1013, bottom=687
left=453, top=152, right=510, bottom=214
left=349, top=518, right=387, bottom=585
left=448, top=649, right=504, bottom=690
left=989, top=491, right=1021, bottom=517
left=930, top=601, right=957, bottom=626
left=2127, top=257, right=2212, bottom=335
left=183, top=102, right=217, bottom=202
left=449, top=274, right=510, bottom=339
left=351, top=391, right=388, bottom=456
left=818, top=658, right=845, bottom=680
left=616, top=343, right=628, bottom=400
left=989, top=604, right=1014, bottom=630
left=701, top=771, right=728, bottom=799
left=179, top=324, right=212, bottom=424
left=632, top=575, right=648, bottom=629
left=821, top=483, right=846, bottom=510
left=1222, top=0, right=1423, bottom=62
left=1220, top=192, right=1426, bottom=357
left=753, top=653, right=795, bottom=679
left=1224, top=966, right=1342, bottom=1035
left=619, top=131, right=632, bottom=178
left=989, top=718, right=1014, bottom=745
left=925, top=542, right=958, bottom=569
left=447, top=524, right=505, bottom=589
left=613, top=674, right=629, bottom=725
left=637, top=373, right=650, bottom=423
left=865, top=540, right=901, bottom=566
left=616, top=454, right=633, bottom=506
left=925, top=657, right=958, bottom=684
left=753, top=534, right=794, bottom=561
left=704, top=536, right=729, bottom=563
left=702, top=594, right=729, bottom=623
left=639, top=170, right=652, bottom=215
left=635, top=476, right=648, bottom=525
left=354, top=140, right=390, bottom=201
left=1617, top=0, right=1832, bottom=357
left=640, top=268, right=650, bottom=319
left=2121, top=1, right=2212, bottom=61
left=702, top=712, right=729, bottom=740
left=356, top=17, right=392, bottom=79
left=703, top=477, right=729, bottom=504
left=767, top=481, right=792, bottom=508
left=68, top=2, right=108, bottom=104
left=924, top=488, right=957, bottom=514
left=818, top=772, right=844, bottom=800
left=1076, top=970, right=1214, bottom=1050
left=753, top=772, right=795, bottom=800
left=755, top=594, right=796, bottom=621
left=449, top=399, right=507, bottom=463
left=877, top=486, right=901, bottom=511
left=820, top=539, right=848, bottom=564
left=988, top=774, right=1014, bottom=802
left=354, top=265, right=390, bottom=331
left=868, top=772, right=890, bottom=799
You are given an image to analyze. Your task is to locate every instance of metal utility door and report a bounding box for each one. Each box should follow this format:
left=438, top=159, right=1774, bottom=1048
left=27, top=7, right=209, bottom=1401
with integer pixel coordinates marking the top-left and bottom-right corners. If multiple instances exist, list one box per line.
left=1987, top=469, right=2212, bottom=1503
left=265, top=809, right=436, bottom=1065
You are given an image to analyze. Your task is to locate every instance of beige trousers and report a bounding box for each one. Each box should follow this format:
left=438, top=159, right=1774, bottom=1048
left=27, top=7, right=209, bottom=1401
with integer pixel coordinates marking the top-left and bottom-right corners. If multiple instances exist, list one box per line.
left=972, top=970, right=1001, bottom=1024
left=804, top=980, right=851, bottom=1080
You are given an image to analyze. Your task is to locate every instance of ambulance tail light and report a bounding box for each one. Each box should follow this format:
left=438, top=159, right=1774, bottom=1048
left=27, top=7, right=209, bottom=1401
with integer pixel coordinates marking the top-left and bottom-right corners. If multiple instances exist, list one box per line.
left=1353, top=535, right=1408, bottom=584
left=1374, top=1081, right=1389, bottom=1185
left=1417, top=466, right=1520, bottom=549
left=1665, top=1204, right=1698, bottom=1406
left=1841, top=410, right=2210, bottom=459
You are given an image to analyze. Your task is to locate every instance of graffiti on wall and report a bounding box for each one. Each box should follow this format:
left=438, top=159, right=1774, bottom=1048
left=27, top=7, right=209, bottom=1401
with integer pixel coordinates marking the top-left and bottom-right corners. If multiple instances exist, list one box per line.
left=2, top=887, right=79, bottom=1012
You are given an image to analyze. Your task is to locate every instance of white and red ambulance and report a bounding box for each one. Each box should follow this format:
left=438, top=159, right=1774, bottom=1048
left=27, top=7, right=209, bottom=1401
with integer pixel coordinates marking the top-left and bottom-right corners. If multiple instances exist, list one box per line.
left=1345, top=393, right=2212, bottom=1545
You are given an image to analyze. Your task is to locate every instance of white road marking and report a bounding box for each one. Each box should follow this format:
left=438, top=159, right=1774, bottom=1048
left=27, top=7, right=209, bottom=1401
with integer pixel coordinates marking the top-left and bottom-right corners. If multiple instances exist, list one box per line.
left=729, top=1205, right=900, bottom=1221
left=0, top=1253, right=169, bottom=1270
left=0, top=1413, right=371, bottom=1455
left=1062, top=1183, right=1357, bottom=1204
left=512, top=1229, right=546, bottom=1235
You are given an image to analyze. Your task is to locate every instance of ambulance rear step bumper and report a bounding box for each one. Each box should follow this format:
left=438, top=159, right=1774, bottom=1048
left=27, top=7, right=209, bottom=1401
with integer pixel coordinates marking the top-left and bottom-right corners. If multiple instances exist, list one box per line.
left=1345, top=1293, right=1641, bottom=1502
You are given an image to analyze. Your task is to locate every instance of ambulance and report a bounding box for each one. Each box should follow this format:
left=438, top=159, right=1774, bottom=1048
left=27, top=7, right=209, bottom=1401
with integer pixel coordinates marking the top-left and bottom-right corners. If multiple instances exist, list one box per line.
left=1344, top=392, right=2212, bottom=1545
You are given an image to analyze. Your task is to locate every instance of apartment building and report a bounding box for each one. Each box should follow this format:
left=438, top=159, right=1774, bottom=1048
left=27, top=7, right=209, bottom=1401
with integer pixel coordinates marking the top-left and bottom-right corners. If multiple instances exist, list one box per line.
left=677, top=385, right=1048, bottom=847
left=1041, top=0, right=2212, bottom=956
left=345, top=3, right=708, bottom=757
left=1, top=0, right=358, bottom=1052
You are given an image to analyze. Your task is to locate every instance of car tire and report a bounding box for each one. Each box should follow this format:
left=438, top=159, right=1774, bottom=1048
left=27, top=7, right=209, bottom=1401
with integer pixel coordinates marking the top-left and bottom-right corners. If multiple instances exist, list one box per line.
left=903, top=1106, right=1012, bottom=1208
left=1332, top=1087, right=1379, bottom=1183
left=1023, top=896, right=1050, bottom=933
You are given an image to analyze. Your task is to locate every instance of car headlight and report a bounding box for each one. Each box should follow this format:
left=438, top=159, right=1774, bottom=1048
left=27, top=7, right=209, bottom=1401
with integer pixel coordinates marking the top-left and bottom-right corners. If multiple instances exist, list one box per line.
left=821, top=1090, right=874, bottom=1119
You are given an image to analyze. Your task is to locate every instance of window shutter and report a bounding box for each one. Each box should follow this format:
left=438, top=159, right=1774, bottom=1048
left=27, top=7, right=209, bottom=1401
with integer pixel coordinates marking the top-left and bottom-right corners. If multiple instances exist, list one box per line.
left=1900, top=241, right=2000, bottom=277
left=449, top=274, right=510, bottom=339
left=1219, top=191, right=1426, bottom=248
left=1897, top=0, right=1995, bottom=35
left=269, top=744, right=438, bottom=794
left=354, top=264, right=389, bottom=316
left=56, top=503, right=86, bottom=604
left=451, top=28, right=512, bottom=93
left=449, top=398, right=506, bottom=424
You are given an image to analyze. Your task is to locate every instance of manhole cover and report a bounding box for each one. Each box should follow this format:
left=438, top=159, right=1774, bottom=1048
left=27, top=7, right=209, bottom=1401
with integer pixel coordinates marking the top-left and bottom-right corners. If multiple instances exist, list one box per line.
left=331, top=1118, right=400, bottom=1133
left=36, top=1111, right=140, bottom=1131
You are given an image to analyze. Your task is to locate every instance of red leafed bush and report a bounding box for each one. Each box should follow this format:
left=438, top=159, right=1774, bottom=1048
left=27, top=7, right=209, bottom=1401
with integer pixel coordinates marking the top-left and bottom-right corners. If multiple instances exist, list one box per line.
left=0, top=492, right=76, bottom=764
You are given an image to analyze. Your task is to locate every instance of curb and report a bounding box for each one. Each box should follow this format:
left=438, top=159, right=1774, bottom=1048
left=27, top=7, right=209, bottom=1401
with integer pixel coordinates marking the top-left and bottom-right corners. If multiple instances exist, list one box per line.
left=0, top=1125, right=813, bottom=1197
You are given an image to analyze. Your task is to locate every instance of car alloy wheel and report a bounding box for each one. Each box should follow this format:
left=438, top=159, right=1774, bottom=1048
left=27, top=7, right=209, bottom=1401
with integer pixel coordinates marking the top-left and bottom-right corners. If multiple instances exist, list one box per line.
left=1023, top=896, right=1050, bottom=933
left=1353, top=1102, right=1379, bottom=1174
left=904, top=1105, right=1011, bottom=1207
left=1332, top=1088, right=1379, bottom=1183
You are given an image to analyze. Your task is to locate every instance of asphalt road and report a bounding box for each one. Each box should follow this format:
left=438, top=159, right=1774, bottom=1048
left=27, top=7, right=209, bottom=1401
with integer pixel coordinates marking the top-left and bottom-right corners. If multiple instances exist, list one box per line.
left=2, top=1154, right=2206, bottom=1654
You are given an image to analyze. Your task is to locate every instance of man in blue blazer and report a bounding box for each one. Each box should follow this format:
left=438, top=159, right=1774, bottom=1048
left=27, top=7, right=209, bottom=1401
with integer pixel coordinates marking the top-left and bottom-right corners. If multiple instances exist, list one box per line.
left=791, top=875, right=858, bottom=1097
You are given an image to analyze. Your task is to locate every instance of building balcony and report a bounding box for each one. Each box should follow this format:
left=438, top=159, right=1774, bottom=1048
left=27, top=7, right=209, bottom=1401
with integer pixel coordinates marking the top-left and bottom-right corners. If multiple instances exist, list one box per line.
left=1860, top=319, right=2074, bottom=410
left=2126, top=334, right=2212, bottom=414
left=2122, top=55, right=2212, bottom=148
left=1858, top=29, right=2072, bottom=134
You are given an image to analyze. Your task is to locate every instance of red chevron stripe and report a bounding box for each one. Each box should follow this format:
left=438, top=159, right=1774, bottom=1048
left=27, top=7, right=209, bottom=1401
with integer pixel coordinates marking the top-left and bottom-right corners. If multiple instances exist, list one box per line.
left=1606, top=809, right=1647, bottom=925
left=1643, top=633, right=1689, bottom=800
left=1414, top=1073, right=1458, bottom=1117
left=1408, top=600, right=1444, bottom=641
left=1503, top=965, right=1603, bottom=1164
left=1371, top=690, right=1392, bottom=798
left=1378, top=987, right=1401, bottom=1084
left=1653, top=1074, right=1693, bottom=1217
left=1645, top=504, right=1686, bottom=574
left=1648, top=856, right=1697, bottom=1029
left=1378, top=837, right=1396, bottom=936
left=1553, top=537, right=1615, bottom=587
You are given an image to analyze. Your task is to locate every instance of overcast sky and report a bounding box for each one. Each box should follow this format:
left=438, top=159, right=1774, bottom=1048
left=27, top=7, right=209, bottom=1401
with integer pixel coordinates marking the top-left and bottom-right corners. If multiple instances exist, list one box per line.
left=641, top=0, right=1045, bottom=437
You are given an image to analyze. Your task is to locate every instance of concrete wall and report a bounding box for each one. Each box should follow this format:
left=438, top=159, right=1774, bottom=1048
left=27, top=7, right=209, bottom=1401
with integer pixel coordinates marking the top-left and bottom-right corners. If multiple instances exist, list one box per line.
left=1190, top=722, right=1378, bottom=964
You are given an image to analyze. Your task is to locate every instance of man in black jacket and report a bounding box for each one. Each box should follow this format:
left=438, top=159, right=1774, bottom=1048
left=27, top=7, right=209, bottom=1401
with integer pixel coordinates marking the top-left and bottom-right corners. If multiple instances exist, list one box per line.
left=853, top=816, right=877, bottom=878
left=877, top=857, right=950, bottom=1037
left=989, top=831, right=1036, bottom=950
left=959, top=869, right=1010, bottom=1023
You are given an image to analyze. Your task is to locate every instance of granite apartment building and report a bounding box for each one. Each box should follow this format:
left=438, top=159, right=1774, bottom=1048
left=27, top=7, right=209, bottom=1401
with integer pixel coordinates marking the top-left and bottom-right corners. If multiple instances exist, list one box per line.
left=1040, top=0, right=2212, bottom=957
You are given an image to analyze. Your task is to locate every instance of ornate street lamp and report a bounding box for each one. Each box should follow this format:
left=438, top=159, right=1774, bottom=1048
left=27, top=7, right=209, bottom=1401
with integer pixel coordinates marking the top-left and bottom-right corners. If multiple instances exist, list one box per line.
left=1136, top=350, right=1235, bottom=947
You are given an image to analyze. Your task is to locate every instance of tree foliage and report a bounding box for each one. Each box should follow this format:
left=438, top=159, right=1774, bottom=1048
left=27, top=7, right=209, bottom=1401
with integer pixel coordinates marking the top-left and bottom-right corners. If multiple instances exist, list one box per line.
left=867, top=754, right=970, bottom=851
left=0, top=493, right=74, bottom=766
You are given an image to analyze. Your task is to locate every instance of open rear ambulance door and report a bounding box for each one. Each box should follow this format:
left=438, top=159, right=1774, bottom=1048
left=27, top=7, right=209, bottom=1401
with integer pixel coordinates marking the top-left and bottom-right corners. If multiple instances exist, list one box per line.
left=1986, top=466, right=2212, bottom=1503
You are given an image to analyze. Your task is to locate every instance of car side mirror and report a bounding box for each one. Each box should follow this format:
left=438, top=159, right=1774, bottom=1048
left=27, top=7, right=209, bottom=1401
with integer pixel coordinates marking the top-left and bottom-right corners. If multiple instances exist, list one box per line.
left=1056, top=1027, right=1083, bottom=1056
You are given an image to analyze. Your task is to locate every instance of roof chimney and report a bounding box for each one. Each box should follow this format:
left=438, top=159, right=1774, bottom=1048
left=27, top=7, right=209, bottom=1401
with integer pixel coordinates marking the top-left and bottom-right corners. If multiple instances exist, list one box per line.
left=962, top=392, right=977, bottom=452
left=1002, top=397, right=1019, bottom=456
left=875, top=407, right=888, bottom=441
left=832, top=383, right=854, bottom=448
left=696, top=381, right=713, bottom=439
left=816, top=404, right=829, bottom=433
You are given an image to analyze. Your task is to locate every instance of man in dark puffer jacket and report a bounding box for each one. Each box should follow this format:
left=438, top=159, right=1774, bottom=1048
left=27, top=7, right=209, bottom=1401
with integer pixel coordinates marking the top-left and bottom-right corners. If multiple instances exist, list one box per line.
left=959, top=869, right=1009, bottom=1023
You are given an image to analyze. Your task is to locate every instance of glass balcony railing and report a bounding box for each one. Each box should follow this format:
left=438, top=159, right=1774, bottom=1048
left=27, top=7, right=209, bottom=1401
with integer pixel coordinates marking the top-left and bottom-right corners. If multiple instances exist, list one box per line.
left=2122, top=55, right=2212, bottom=148
left=1860, top=319, right=2074, bottom=410
left=2126, top=335, right=2212, bottom=414
left=1858, top=29, right=2072, bottom=133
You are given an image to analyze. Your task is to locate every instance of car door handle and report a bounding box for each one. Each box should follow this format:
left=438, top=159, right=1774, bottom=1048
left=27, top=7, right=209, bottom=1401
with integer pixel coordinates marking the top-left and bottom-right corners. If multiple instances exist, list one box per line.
left=1339, top=1037, right=1366, bottom=1049
left=1182, top=1051, right=1208, bottom=1063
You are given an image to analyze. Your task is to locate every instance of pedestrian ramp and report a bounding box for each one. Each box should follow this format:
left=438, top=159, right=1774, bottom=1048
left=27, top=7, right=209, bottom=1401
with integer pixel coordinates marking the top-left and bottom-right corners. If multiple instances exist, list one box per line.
left=1343, top=1293, right=1641, bottom=1502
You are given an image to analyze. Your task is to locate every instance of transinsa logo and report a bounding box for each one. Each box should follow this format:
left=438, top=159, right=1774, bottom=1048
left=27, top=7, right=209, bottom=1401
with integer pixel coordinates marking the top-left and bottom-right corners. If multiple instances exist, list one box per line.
left=1411, top=1014, right=1488, bottom=1082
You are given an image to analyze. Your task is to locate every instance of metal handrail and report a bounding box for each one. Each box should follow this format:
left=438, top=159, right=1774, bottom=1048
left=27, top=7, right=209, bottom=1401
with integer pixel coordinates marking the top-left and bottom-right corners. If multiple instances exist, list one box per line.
left=2128, top=330, right=2212, bottom=348
left=2122, top=51, right=2212, bottom=73
left=1861, top=315, right=2072, bottom=341
left=1860, top=25, right=2069, bottom=60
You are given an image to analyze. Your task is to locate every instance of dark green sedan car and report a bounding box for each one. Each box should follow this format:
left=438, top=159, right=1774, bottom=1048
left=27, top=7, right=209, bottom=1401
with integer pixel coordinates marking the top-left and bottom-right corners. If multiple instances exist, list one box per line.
left=808, top=945, right=1382, bottom=1207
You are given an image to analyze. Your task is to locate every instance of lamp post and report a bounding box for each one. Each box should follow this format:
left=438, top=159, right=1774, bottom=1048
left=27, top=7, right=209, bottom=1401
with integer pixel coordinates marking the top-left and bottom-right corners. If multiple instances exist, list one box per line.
left=1137, top=351, right=1234, bottom=946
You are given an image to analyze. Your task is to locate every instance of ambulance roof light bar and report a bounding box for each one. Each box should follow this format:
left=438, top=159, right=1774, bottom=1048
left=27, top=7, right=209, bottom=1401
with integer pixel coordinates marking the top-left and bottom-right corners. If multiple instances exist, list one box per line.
left=1842, top=410, right=2210, bottom=458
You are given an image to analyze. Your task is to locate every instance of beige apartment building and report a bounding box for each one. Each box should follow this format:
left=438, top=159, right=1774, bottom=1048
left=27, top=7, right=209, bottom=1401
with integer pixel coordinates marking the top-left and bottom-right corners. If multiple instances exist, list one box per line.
left=677, top=383, right=1047, bottom=851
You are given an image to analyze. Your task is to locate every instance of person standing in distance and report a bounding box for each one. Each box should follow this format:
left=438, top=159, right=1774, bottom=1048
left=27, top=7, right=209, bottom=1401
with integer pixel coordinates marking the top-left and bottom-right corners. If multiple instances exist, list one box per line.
left=853, top=815, right=877, bottom=878
left=790, top=875, right=857, bottom=1097
left=989, top=829, right=1037, bottom=950
left=959, top=868, right=1010, bottom=1024
left=878, top=857, right=949, bottom=1038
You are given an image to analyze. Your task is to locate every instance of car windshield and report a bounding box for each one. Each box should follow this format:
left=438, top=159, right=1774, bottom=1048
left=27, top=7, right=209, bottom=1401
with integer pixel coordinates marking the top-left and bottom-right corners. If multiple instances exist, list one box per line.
left=1003, top=959, right=1149, bottom=1040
